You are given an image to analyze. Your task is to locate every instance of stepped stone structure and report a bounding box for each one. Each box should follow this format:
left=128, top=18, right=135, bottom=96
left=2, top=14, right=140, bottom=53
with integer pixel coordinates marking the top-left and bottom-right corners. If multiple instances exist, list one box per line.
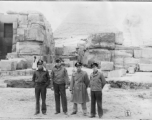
left=0, top=11, right=55, bottom=68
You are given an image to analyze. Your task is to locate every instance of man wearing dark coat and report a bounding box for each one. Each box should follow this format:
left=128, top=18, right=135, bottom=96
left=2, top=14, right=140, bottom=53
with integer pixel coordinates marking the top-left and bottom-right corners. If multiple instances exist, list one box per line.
left=70, top=62, right=89, bottom=116
left=32, top=60, right=50, bottom=115
left=89, top=62, right=106, bottom=118
left=50, top=58, right=69, bottom=115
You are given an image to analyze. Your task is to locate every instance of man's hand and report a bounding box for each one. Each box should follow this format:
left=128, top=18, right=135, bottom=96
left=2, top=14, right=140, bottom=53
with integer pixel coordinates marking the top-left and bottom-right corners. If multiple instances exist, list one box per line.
left=65, top=85, right=68, bottom=89
left=70, top=90, right=73, bottom=94
left=51, top=87, right=54, bottom=91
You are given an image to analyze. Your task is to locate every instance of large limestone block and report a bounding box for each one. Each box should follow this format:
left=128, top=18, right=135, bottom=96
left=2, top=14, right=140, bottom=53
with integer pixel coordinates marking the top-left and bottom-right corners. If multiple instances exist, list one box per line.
left=108, top=69, right=126, bottom=78
left=140, top=58, right=152, bottom=64
left=16, top=41, right=42, bottom=55
left=24, top=28, right=45, bottom=41
left=100, top=61, right=114, bottom=71
left=113, top=57, right=124, bottom=65
left=134, top=49, right=142, bottom=58
left=55, top=47, right=64, bottom=56
left=17, top=28, right=25, bottom=35
left=127, top=67, right=135, bottom=74
left=63, top=46, right=76, bottom=56
left=139, top=64, right=152, bottom=72
left=124, top=58, right=140, bottom=69
left=16, top=35, right=25, bottom=42
left=114, top=50, right=133, bottom=58
left=28, top=13, right=44, bottom=23
left=18, top=15, right=28, bottom=25
left=114, top=65, right=124, bottom=70
left=101, top=70, right=109, bottom=78
left=141, top=48, right=152, bottom=59
left=6, top=52, right=19, bottom=59
left=9, top=58, right=28, bottom=70
left=45, top=63, right=55, bottom=70
left=86, top=33, right=115, bottom=50
left=115, top=45, right=140, bottom=50
left=0, top=60, right=17, bottom=71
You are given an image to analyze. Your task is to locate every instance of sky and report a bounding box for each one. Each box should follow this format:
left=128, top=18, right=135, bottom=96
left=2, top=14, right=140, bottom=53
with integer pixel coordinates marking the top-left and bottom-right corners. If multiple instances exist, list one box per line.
left=0, top=1, right=152, bottom=41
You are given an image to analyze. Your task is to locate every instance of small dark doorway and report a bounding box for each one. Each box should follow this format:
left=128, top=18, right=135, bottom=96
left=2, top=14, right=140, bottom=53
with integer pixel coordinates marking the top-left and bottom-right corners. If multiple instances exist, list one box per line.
left=1, top=23, right=13, bottom=59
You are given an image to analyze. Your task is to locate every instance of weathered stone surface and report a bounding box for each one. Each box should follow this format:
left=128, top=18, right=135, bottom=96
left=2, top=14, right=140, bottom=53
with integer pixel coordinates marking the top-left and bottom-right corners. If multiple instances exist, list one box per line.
left=6, top=52, right=19, bottom=59
left=24, top=27, right=45, bottom=41
left=114, top=65, right=124, bottom=70
left=16, top=41, right=42, bottom=55
left=128, top=67, right=135, bottom=74
left=140, top=58, right=152, bottom=64
left=139, top=64, right=152, bottom=72
left=141, top=48, right=152, bottom=59
left=63, top=46, right=76, bottom=56
left=100, top=61, right=114, bottom=71
left=9, top=58, right=28, bottom=70
left=124, top=58, right=140, bottom=69
left=86, top=33, right=115, bottom=50
left=101, top=70, right=109, bottom=78
left=0, top=32, right=4, bottom=37
left=108, top=69, right=126, bottom=78
left=55, top=47, right=64, bottom=56
left=114, top=50, right=133, bottom=58
left=17, top=28, right=25, bottom=35
left=45, top=63, right=55, bottom=70
left=115, top=45, right=140, bottom=50
left=13, top=21, right=18, bottom=29
left=83, top=49, right=111, bottom=67
left=12, top=44, right=16, bottom=52
left=28, top=13, right=44, bottom=23
left=0, top=60, right=17, bottom=71
left=115, top=32, right=124, bottom=45
left=16, top=35, right=25, bottom=42
left=113, top=57, right=124, bottom=66
left=0, top=83, right=7, bottom=88
left=18, top=15, right=28, bottom=25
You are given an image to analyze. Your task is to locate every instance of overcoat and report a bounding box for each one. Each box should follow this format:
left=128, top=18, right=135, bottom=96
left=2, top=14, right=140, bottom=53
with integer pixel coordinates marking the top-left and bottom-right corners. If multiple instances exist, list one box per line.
left=70, top=70, right=89, bottom=104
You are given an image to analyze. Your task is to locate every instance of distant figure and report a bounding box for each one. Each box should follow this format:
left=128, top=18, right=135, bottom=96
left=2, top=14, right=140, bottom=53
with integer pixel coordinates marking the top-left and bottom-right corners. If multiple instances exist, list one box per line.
left=32, top=56, right=38, bottom=70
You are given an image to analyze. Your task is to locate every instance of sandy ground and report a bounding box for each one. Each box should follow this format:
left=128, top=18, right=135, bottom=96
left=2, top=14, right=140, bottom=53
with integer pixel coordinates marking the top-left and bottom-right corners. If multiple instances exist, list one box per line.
left=0, top=87, right=152, bottom=120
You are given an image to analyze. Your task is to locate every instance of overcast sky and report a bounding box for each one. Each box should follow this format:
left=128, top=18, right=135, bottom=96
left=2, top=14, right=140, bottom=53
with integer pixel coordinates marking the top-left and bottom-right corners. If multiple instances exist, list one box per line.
left=0, top=1, right=152, bottom=34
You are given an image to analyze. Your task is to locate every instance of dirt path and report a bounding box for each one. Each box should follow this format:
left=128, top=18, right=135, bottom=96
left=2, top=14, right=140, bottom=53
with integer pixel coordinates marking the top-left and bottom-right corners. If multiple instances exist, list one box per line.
left=0, top=87, right=152, bottom=119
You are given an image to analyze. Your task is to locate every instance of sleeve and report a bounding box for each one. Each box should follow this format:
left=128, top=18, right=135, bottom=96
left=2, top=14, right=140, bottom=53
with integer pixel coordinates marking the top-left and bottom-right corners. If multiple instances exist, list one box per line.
left=84, top=72, right=90, bottom=88
left=64, top=68, right=70, bottom=86
left=50, top=70, right=54, bottom=87
left=45, top=70, right=50, bottom=87
left=100, top=73, right=106, bottom=89
left=70, top=74, right=74, bottom=91
left=32, top=71, right=36, bottom=83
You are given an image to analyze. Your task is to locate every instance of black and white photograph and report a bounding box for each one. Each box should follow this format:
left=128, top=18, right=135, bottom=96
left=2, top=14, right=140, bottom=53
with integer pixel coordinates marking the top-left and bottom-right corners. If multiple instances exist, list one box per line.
left=0, top=1, right=152, bottom=119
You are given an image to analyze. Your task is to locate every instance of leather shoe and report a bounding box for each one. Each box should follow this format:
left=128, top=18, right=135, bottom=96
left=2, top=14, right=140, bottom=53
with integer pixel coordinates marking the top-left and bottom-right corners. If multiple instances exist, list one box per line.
left=34, top=112, right=40, bottom=115
left=64, top=112, right=68, bottom=115
left=43, top=113, right=47, bottom=115
left=90, top=115, right=95, bottom=118
left=71, top=111, right=77, bottom=115
left=55, top=112, right=60, bottom=114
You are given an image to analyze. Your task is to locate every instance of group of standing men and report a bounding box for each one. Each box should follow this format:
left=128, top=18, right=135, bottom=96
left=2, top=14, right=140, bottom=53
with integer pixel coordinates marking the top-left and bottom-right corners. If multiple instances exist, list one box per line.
left=32, top=58, right=106, bottom=118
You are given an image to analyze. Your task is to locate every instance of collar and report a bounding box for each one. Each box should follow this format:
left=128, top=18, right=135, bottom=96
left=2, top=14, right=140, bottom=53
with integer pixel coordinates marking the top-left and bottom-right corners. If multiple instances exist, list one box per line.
left=91, top=70, right=99, bottom=77
left=36, top=66, right=46, bottom=71
left=55, top=65, right=62, bottom=70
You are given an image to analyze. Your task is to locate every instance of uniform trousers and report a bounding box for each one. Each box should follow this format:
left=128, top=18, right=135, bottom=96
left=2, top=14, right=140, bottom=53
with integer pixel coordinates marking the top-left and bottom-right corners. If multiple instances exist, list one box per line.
left=91, top=91, right=103, bottom=117
left=53, top=82, right=67, bottom=113
left=35, top=84, right=47, bottom=113
left=73, top=102, right=87, bottom=114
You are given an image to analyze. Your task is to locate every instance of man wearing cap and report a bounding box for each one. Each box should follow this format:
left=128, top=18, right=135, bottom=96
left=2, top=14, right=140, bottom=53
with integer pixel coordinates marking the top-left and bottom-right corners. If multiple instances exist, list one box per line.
left=32, top=60, right=50, bottom=115
left=70, top=62, right=89, bottom=116
left=50, top=58, right=69, bottom=115
left=89, top=62, right=106, bottom=118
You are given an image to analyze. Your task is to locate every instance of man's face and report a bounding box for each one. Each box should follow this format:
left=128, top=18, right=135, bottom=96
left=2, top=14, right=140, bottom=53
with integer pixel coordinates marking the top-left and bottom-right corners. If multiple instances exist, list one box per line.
left=76, top=66, right=82, bottom=71
left=92, top=66, right=98, bottom=72
left=38, top=64, right=43, bottom=69
left=56, top=62, right=61, bottom=67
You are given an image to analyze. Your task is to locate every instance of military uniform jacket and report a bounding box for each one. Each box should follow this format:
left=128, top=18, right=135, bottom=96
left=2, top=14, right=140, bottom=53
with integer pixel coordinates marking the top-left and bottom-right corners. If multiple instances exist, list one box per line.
left=70, top=70, right=90, bottom=104
left=51, top=66, right=69, bottom=87
left=32, top=67, right=50, bottom=87
left=90, top=71, right=106, bottom=91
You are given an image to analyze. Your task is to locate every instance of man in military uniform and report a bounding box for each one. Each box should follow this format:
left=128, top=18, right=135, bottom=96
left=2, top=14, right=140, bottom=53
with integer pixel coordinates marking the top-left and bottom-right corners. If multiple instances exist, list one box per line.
left=50, top=58, right=69, bottom=115
left=70, top=62, right=89, bottom=116
left=89, top=62, right=106, bottom=118
left=32, top=60, right=50, bottom=115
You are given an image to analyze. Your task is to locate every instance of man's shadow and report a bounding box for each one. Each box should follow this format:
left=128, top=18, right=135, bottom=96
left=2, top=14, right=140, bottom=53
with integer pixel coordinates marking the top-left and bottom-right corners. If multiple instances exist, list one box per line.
left=103, top=109, right=108, bottom=114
